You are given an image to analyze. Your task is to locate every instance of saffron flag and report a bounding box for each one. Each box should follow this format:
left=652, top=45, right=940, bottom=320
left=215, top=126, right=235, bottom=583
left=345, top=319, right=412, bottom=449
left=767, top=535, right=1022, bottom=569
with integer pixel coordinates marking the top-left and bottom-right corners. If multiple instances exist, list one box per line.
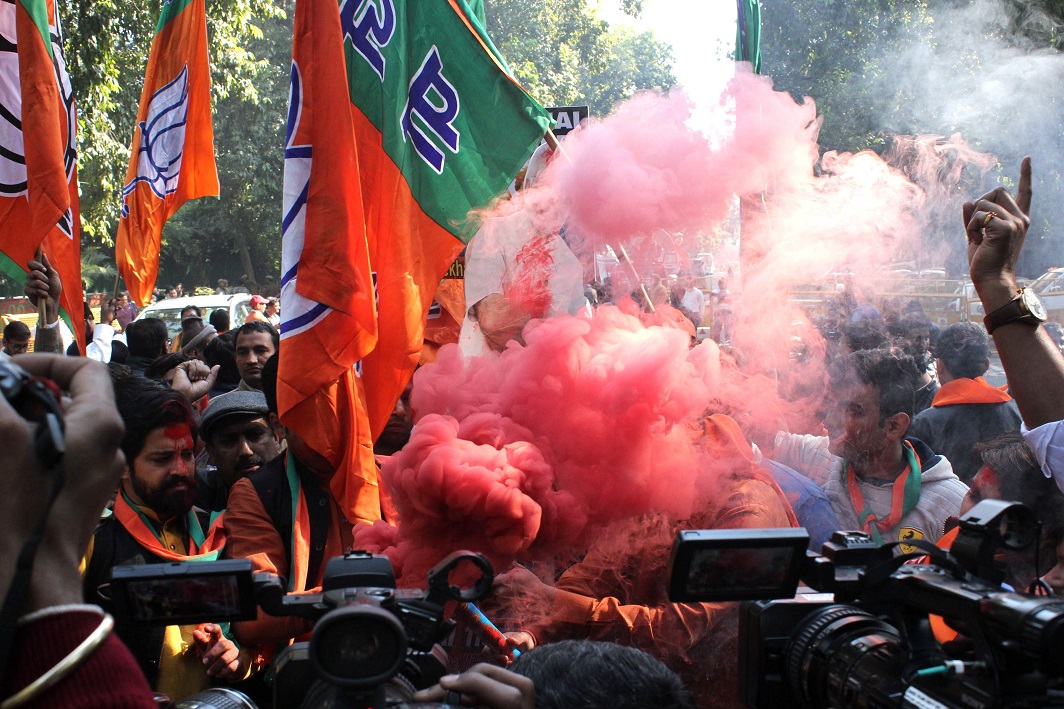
left=280, top=0, right=380, bottom=525
left=334, top=0, right=552, bottom=439
left=0, top=0, right=85, bottom=353
left=280, top=0, right=549, bottom=524
left=115, top=0, right=218, bottom=307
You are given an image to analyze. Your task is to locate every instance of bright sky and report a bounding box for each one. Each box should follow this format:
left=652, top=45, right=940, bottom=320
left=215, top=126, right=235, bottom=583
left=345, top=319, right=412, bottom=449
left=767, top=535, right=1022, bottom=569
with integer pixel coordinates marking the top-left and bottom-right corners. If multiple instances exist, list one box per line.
left=595, top=0, right=738, bottom=121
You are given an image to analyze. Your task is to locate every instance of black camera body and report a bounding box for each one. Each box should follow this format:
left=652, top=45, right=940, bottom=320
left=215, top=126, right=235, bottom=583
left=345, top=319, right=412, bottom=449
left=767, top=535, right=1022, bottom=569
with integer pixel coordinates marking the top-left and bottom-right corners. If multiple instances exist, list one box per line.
left=668, top=500, right=1064, bottom=709
left=261, top=551, right=491, bottom=708
left=112, top=550, right=493, bottom=709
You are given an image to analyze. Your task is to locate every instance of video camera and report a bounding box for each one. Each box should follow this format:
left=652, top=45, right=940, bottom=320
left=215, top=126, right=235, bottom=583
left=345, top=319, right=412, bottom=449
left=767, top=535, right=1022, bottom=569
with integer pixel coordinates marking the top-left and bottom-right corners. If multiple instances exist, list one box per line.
left=667, top=500, right=1064, bottom=709
left=110, top=550, right=494, bottom=709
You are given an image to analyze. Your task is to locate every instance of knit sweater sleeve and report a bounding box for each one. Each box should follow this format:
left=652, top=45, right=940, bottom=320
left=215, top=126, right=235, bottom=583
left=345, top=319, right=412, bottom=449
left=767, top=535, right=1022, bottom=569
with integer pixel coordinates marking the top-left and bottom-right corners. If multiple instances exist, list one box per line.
left=4, top=609, right=156, bottom=708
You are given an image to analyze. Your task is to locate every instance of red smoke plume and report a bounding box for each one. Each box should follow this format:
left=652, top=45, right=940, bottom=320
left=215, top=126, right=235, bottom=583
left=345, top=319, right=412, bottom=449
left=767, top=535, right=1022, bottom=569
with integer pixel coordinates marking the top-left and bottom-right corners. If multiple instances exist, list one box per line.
left=356, top=65, right=994, bottom=584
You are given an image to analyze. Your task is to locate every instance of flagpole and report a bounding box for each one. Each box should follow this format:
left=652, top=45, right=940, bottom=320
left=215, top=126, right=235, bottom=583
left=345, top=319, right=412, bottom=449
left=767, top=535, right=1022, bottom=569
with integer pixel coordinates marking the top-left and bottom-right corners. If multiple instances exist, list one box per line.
left=33, top=247, right=46, bottom=317
left=542, top=131, right=656, bottom=313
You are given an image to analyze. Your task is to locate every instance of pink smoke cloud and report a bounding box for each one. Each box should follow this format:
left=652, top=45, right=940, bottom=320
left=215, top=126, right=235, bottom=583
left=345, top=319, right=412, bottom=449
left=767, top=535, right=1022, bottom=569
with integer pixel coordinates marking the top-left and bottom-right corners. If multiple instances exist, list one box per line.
left=356, top=307, right=723, bottom=582
left=359, top=63, right=995, bottom=585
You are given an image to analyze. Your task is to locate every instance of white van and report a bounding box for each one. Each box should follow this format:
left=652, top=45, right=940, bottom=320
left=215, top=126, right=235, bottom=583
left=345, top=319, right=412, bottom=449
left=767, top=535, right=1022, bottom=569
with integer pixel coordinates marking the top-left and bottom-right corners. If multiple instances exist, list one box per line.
left=134, top=293, right=253, bottom=338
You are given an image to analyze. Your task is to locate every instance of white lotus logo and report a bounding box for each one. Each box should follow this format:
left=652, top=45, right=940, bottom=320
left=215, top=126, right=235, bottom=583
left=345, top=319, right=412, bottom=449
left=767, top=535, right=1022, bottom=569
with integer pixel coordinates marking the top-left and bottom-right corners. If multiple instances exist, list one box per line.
left=121, top=64, right=189, bottom=217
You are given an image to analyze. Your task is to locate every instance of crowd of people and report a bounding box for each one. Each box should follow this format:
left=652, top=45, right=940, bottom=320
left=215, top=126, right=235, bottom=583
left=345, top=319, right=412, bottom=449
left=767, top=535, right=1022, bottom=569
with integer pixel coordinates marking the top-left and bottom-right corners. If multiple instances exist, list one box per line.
left=2, top=160, right=1064, bottom=709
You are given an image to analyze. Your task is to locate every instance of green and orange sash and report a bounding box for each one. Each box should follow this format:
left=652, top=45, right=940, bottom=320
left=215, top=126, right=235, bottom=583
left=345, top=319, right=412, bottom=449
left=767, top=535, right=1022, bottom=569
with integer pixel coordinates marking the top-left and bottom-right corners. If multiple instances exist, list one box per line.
left=113, top=491, right=226, bottom=562
left=285, top=454, right=313, bottom=592
left=847, top=441, right=922, bottom=545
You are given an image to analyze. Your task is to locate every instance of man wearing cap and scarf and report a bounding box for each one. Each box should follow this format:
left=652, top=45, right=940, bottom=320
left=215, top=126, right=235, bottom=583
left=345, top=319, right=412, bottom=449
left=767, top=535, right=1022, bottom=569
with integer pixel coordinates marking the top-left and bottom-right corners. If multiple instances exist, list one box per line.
left=223, top=355, right=356, bottom=649
left=493, top=414, right=797, bottom=709
left=195, top=390, right=283, bottom=513
left=245, top=295, right=270, bottom=323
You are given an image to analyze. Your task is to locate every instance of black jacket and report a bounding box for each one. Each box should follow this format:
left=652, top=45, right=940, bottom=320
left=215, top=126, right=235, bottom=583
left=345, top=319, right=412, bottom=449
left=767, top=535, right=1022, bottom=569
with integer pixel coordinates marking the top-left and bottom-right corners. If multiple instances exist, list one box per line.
left=909, top=399, right=1021, bottom=484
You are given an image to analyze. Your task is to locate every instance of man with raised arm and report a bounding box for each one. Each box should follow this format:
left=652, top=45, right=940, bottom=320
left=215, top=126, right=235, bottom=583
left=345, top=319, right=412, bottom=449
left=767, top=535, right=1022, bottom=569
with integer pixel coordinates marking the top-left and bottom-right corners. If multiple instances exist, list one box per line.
left=964, top=158, right=1064, bottom=493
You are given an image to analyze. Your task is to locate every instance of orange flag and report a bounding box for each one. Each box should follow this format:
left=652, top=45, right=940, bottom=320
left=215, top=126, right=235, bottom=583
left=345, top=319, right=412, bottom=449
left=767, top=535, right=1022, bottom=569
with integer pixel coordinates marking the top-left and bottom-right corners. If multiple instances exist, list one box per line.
left=0, top=0, right=85, bottom=353
left=114, top=0, right=218, bottom=307
left=278, top=0, right=381, bottom=525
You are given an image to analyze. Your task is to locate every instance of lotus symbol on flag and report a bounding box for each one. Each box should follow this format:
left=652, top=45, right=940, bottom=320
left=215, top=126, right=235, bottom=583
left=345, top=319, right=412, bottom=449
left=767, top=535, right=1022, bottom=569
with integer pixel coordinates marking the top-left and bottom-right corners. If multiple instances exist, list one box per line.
left=121, top=64, right=190, bottom=217
left=0, top=0, right=77, bottom=202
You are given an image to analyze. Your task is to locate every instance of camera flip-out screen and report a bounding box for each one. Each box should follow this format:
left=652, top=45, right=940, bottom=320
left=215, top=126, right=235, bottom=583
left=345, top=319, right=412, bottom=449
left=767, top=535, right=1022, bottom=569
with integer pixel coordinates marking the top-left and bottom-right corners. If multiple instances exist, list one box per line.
left=111, top=559, right=258, bottom=625
left=667, top=528, right=810, bottom=603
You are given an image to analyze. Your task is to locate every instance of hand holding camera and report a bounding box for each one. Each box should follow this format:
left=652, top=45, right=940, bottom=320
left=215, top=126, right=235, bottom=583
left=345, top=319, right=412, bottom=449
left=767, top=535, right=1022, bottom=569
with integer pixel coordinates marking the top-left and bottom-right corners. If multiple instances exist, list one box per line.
left=0, top=356, right=124, bottom=614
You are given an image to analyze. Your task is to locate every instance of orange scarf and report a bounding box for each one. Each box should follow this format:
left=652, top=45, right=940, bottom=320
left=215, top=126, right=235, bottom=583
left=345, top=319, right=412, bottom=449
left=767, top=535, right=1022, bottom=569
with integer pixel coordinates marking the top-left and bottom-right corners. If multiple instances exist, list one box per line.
left=932, top=377, right=1012, bottom=407
left=113, top=492, right=226, bottom=562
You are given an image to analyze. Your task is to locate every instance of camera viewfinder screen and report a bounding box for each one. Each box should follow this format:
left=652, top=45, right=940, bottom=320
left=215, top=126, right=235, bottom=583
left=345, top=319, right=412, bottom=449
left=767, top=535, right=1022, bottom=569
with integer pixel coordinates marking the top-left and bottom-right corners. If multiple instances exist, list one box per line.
left=685, top=546, right=798, bottom=600
left=124, top=574, right=246, bottom=624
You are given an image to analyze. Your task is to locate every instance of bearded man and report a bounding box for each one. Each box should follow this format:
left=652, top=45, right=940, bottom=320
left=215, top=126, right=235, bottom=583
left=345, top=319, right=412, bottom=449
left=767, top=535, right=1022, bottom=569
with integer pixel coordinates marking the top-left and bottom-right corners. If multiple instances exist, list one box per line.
left=83, top=378, right=253, bottom=700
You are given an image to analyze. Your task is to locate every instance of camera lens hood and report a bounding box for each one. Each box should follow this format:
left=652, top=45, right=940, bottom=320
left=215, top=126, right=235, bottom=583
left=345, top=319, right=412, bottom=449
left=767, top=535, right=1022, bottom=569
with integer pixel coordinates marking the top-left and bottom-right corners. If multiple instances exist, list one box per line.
left=310, top=604, right=408, bottom=688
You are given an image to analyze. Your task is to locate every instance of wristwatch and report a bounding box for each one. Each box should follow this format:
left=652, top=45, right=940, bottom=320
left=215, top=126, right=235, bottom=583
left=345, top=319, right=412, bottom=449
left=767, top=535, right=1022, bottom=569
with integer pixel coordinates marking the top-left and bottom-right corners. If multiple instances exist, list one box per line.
left=983, top=288, right=1047, bottom=334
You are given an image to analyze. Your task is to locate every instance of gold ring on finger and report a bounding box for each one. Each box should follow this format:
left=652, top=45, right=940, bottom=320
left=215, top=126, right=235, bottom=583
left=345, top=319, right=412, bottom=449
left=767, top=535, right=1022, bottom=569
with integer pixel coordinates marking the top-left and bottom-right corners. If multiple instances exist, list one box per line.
left=983, top=211, right=997, bottom=227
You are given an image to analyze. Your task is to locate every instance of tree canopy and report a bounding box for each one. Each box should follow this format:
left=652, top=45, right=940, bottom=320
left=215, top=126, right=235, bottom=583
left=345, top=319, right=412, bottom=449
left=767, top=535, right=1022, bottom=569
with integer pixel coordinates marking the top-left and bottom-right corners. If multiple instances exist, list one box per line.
left=759, top=0, right=1064, bottom=276
left=484, top=0, right=675, bottom=116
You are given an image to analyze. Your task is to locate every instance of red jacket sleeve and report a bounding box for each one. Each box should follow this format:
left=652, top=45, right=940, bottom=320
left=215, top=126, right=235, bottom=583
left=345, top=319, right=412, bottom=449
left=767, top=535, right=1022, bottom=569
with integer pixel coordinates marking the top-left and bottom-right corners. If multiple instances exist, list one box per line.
left=5, top=609, right=156, bottom=708
left=539, top=472, right=796, bottom=656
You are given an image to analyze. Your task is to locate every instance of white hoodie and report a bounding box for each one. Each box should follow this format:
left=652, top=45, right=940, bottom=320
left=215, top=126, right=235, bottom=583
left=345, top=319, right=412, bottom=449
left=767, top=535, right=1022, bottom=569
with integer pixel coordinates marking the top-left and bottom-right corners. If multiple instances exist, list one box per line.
left=774, top=432, right=968, bottom=545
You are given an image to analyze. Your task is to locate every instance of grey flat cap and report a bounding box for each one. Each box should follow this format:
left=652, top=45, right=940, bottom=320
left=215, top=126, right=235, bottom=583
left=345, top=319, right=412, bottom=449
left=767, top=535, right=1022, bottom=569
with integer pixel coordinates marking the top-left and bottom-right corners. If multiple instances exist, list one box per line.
left=200, top=390, right=270, bottom=440
left=181, top=323, right=217, bottom=354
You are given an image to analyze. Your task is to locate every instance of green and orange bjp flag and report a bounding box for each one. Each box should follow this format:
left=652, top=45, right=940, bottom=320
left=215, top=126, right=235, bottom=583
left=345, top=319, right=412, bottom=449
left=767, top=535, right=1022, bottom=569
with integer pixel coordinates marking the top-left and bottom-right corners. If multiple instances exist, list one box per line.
left=280, top=0, right=550, bottom=524
left=0, top=0, right=86, bottom=353
left=115, top=0, right=218, bottom=307
left=338, top=0, right=551, bottom=439
left=279, top=0, right=380, bottom=526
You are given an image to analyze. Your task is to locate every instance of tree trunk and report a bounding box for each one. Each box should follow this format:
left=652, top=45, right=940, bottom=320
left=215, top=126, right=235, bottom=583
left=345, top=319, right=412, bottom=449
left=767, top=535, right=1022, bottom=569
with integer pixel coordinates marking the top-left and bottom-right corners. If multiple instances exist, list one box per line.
left=236, top=233, right=257, bottom=286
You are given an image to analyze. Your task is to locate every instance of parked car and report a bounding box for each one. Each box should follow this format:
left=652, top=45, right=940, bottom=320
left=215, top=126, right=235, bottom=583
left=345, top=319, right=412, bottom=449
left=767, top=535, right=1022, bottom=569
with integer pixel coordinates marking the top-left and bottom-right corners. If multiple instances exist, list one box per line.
left=134, top=293, right=253, bottom=338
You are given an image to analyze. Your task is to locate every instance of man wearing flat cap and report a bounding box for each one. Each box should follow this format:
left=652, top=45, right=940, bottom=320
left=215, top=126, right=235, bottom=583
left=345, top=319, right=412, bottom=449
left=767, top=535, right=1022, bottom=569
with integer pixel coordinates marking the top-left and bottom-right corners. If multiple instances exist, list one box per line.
left=195, top=390, right=282, bottom=513
left=180, top=315, right=217, bottom=362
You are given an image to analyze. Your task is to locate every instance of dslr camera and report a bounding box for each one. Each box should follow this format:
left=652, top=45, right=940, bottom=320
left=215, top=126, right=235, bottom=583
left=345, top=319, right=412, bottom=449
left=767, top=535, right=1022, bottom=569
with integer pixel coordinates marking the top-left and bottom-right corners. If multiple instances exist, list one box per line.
left=111, top=550, right=493, bottom=708
left=667, top=500, right=1064, bottom=709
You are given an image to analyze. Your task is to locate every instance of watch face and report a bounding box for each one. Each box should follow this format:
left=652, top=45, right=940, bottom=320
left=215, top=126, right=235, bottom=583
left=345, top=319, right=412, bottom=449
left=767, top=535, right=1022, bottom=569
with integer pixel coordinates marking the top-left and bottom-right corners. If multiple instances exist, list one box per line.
left=1023, top=289, right=1048, bottom=321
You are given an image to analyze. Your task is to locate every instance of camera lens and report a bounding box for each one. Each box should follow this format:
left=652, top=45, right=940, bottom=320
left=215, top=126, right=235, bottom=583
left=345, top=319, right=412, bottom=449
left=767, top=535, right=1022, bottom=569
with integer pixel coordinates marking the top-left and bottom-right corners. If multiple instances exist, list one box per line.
left=983, top=594, right=1064, bottom=676
left=310, top=604, right=408, bottom=688
left=174, top=687, right=256, bottom=708
left=786, top=604, right=903, bottom=708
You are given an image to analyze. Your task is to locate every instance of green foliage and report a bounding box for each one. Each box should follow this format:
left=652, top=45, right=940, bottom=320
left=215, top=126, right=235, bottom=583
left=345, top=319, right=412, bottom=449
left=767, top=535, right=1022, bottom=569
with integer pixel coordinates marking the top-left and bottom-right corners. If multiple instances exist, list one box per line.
left=759, top=0, right=935, bottom=154
left=80, top=244, right=117, bottom=291
left=484, top=0, right=676, bottom=115
left=580, top=26, right=675, bottom=113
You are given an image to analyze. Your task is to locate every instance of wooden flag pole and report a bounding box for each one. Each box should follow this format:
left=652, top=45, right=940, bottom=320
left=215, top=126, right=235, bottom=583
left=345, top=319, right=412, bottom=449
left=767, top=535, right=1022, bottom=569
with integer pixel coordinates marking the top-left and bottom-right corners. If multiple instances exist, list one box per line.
left=33, top=247, right=47, bottom=317
left=541, top=130, right=655, bottom=313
